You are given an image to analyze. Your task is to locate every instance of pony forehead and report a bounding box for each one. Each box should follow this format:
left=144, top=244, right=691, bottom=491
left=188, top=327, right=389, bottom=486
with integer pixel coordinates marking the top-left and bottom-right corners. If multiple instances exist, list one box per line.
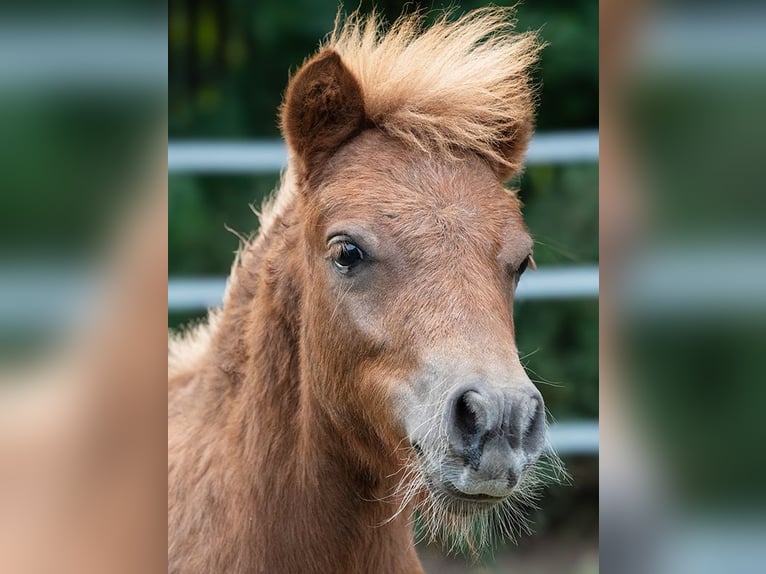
left=317, top=130, right=523, bottom=217
left=327, top=8, right=541, bottom=174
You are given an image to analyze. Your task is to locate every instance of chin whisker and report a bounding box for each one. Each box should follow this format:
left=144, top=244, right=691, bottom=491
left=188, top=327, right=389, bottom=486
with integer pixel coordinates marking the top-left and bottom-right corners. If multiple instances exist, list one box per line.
left=394, top=446, right=568, bottom=560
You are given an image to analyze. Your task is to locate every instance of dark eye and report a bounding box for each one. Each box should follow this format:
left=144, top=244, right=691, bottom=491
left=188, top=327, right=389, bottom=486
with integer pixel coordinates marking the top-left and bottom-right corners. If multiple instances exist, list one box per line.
left=514, top=255, right=534, bottom=283
left=331, top=241, right=365, bottom=274
left=518, top=257, right=529, bottom=276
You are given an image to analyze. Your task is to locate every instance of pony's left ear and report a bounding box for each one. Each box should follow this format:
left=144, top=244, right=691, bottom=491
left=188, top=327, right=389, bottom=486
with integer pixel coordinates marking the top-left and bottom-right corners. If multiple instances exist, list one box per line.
left=281, top=49, right=366, bottom=176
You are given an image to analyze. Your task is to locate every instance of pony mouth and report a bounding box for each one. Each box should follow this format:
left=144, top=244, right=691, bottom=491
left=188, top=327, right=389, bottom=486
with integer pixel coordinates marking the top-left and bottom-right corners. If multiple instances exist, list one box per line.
left=439, top=481, right=507, bottom=504
left=412, top=443, right=510, bottom=507
left=424, top=474, right=508, bottom=508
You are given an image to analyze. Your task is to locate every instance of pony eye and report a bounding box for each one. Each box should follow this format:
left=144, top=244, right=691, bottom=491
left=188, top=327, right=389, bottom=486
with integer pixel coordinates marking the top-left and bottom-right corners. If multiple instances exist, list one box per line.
left=518, top=257, right=529, bottom=276
left=514, top=256, right=534, bottom=283
left=331, top=241, right=365, bottom=274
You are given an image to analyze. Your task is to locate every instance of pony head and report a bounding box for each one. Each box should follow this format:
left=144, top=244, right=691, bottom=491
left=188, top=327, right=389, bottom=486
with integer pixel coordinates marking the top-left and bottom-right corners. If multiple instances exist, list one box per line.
left=276, top=9, right=563, bottom=554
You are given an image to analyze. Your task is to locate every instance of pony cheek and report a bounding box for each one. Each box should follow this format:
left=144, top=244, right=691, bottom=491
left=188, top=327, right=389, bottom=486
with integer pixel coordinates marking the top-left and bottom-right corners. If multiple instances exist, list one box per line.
left=329, top=288, right=391, bottom=346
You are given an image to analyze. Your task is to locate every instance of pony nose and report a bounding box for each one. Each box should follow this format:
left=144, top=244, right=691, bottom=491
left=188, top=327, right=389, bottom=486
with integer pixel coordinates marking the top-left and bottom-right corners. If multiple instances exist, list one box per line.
left=446, top=382, right=546, bottom=482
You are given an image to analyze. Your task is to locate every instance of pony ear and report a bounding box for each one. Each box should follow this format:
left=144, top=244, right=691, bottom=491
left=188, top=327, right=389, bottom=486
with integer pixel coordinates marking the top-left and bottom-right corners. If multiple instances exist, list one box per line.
left=493, top=118, right=534, bottom=181
left=281, top=49, right=366, bottom=175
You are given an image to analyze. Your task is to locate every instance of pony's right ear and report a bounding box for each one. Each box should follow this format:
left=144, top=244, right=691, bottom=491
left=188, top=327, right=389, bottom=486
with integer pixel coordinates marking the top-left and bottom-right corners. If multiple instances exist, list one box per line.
left=492, top=116, right=534, bottom=181
left=281, top=49, right=366, bottom=176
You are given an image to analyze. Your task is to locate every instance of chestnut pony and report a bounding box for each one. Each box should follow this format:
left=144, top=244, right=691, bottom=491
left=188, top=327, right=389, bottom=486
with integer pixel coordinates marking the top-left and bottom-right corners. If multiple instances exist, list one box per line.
left=169, top=9, right=562, bottom=573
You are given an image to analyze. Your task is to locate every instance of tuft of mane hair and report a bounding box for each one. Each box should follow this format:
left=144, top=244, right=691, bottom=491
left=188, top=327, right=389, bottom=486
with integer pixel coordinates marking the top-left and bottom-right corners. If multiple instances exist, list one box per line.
left=326, top=8, right=543, bottom=177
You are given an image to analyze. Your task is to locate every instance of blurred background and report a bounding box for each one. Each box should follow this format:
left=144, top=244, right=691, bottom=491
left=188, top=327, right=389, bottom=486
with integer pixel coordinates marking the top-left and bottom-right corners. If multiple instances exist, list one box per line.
left=169, top=1, right=598, bottom=572
left=600, top=1, right=766, bottom=574
left=0, top=3, right=167, bottom=573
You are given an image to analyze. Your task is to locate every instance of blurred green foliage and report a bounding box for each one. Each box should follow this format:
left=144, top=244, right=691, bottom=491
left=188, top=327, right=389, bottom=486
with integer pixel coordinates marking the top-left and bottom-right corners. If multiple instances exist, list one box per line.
left=169, top=0, right=598, bottom=561
left=169, top=0, right=597, bottom=136
left=0, top=95, right=158, bottom=257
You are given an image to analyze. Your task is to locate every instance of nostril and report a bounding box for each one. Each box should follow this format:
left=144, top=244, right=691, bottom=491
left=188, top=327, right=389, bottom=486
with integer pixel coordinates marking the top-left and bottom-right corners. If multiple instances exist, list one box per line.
left=522, top=396, right=546, bottom=458
left=454, top=391, right=481, bottom=444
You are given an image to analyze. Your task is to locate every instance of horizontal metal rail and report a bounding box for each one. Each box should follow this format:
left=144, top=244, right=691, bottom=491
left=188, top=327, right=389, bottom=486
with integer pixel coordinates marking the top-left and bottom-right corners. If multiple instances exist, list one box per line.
left=168, top=265, right=599, bottom=312
left=0, top=23, right=167, bottom=88
left=548, top=421, right=599, bottom=456
left=168, top=130, right=599, bottom=174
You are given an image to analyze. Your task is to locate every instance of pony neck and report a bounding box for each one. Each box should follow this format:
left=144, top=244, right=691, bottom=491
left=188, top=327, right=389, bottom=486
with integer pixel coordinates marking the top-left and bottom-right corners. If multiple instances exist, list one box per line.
left=209, top=192, right=419, bottom=571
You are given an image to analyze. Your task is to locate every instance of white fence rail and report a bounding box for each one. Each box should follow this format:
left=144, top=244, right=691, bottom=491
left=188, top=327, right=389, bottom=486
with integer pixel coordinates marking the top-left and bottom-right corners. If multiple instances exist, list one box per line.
left=0, top=24, right=167, bottom=88
left=548, top=421, right=599, bottom=456
left=168, top=130, right=599, bottom=174
left=168, top=265, right=599, bottom=313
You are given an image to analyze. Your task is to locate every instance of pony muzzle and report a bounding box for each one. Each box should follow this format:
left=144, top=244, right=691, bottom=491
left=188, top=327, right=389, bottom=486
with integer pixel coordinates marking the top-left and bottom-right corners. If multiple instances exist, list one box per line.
left=439, top=381, right=546, bottom=500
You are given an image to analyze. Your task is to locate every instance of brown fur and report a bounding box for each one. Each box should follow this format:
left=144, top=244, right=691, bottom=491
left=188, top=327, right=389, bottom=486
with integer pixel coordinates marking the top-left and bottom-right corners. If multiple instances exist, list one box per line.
left=169, top=9, right=541, bottom=573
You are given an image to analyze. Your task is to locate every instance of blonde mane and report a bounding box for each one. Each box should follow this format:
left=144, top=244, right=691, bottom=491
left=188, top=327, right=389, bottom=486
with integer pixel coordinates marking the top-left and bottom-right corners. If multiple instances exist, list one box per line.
left=328, top=8, right=542, bottom=172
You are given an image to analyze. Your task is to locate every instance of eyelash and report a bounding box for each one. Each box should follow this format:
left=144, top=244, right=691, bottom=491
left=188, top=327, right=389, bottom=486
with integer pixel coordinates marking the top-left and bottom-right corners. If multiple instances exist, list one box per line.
left=328, top=238, right=366, bottom=274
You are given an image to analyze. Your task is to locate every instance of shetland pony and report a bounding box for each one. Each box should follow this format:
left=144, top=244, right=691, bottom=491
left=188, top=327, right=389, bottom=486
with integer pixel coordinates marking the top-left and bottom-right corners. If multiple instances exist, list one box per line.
left=169, top=9, right=561, bottom=573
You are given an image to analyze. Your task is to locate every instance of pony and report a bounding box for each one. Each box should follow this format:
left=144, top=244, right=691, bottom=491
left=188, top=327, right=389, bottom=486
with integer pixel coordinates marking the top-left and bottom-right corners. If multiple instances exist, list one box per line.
left=169, top=8, right=562, bottom=573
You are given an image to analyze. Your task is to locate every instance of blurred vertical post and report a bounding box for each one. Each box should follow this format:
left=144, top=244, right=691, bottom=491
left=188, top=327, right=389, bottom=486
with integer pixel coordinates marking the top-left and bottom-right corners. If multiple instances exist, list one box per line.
left=0, top=4, right=167, bottom=573
left=601, top=0, right=766, bottom=572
